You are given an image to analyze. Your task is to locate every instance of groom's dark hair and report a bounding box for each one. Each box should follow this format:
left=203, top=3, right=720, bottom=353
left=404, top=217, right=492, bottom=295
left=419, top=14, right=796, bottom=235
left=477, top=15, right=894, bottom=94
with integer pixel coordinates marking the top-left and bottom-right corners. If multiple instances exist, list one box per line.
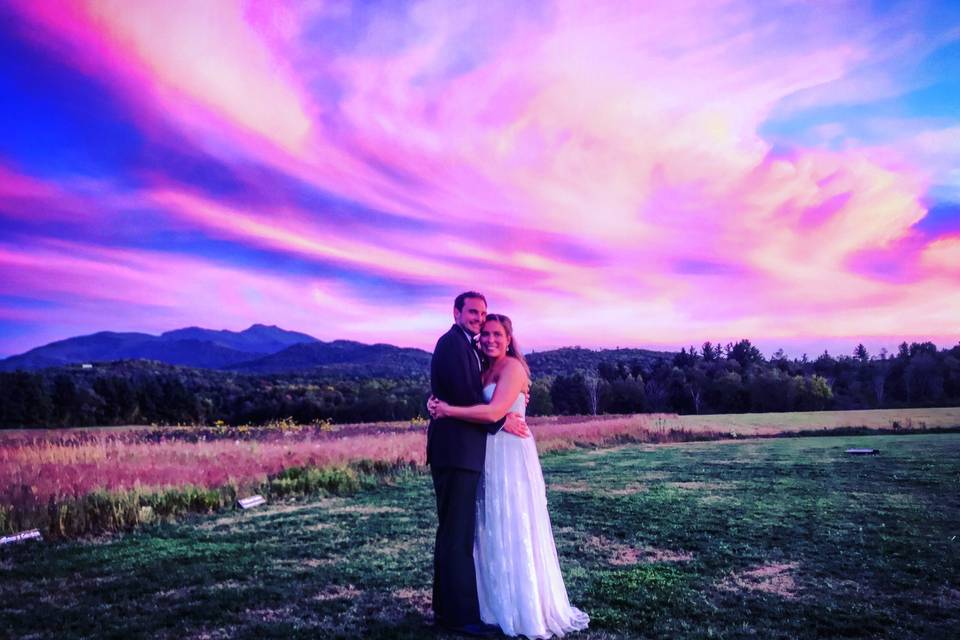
left=454, top=291, right=487, bottom=311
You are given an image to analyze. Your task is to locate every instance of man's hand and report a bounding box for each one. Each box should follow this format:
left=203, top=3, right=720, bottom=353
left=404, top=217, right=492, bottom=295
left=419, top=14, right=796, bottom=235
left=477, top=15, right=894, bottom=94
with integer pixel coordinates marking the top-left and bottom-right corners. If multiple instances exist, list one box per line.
left=502, top=412, right=530, bottom=438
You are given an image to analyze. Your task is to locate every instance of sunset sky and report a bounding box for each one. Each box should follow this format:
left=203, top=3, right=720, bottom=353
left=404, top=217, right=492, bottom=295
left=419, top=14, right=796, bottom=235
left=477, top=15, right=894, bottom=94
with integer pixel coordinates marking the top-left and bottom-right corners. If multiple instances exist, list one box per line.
left=1, top=0, right=958, bottom=358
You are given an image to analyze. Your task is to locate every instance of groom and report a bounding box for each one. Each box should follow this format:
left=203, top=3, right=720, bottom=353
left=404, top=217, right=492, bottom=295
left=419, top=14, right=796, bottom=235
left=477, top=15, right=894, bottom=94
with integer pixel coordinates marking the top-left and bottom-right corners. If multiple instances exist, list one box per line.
left=428, top=291, right=528, bottom=636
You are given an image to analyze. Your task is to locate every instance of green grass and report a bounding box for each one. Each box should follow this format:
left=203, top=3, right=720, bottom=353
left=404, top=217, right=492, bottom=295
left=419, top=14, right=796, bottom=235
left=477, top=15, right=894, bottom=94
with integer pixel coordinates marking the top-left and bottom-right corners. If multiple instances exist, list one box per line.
left=2, top=433, right=958, bottom=639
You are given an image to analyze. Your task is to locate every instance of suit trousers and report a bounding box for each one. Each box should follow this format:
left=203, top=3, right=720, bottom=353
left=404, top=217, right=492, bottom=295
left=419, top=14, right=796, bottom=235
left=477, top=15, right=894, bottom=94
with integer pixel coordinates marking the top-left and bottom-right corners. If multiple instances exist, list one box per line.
left=431, top=466, right=482, bottom=627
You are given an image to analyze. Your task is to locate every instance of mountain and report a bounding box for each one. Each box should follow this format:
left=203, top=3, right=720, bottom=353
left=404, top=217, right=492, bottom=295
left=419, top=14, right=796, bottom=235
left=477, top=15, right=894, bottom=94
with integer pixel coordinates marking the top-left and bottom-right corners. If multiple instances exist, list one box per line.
left=0, top=331, right=158, bottom=371
left=160, top=324, right=316, bottom=354
left=0, top=324, right=676, bottom=377
left=227, top=342, right=672, bottom=377
left=228, top=340, right=433, bottom=376
left=0, top=325, right=317, bottom=372
left=116, top=339, right=266, bottom=369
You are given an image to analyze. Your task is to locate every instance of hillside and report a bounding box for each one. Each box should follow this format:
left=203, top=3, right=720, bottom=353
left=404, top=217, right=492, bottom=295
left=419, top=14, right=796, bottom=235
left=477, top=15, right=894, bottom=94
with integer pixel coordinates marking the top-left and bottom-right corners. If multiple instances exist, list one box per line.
left=0, top=325, right=315, bottom=372
left=161, top=324, right=316, bottom=353
left=229, top=340, right=432, bottom=376
left=526, top=346, right=673, bottom=377
left=1, top=324, right=675, bottom=378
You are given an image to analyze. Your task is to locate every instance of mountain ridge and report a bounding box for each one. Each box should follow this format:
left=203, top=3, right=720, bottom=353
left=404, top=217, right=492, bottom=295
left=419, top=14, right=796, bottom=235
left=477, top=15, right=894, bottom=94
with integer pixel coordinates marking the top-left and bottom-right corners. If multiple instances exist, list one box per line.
left=0, top=325, right=675, bottom=375
left=0, top=325, right=315, bottom=372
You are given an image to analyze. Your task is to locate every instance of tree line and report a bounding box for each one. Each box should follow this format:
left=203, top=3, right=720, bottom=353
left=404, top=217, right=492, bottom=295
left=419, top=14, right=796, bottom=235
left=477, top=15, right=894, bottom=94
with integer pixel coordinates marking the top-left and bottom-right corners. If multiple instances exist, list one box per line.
left=526, top=340, right=960, bottom=416
left=1, top=340, right=958, bottom=427
left=0, top=361, right=429, bottom=428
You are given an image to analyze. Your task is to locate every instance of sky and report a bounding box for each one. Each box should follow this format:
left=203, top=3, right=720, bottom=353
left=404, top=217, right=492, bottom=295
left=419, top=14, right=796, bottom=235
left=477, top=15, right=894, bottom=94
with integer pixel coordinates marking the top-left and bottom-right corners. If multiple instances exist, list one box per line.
left=1, top=0, right=959, bottom=359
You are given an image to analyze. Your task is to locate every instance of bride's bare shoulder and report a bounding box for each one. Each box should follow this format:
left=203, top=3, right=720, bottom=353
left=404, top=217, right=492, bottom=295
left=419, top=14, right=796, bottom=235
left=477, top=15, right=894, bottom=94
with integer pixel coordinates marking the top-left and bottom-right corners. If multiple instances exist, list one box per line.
left=501, top=357, right=528, bottom=383
left=488, top=358, right=519, bottom=382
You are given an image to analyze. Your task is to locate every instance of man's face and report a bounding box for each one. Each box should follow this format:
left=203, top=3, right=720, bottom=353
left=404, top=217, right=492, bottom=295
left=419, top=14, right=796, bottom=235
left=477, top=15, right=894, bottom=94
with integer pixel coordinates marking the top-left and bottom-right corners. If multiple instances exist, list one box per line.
left=454, top=297, right=487, bottom=336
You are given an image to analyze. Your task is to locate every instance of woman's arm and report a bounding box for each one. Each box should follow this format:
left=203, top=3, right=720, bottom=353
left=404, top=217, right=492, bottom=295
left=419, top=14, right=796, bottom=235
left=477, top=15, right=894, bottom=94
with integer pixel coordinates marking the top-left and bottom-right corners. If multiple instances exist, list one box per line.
left=432, top=360, right=527, bottom=424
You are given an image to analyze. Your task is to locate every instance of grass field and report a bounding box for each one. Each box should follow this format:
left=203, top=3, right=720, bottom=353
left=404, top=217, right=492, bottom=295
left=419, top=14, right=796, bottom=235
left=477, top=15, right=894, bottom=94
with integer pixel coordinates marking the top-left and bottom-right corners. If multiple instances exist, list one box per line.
left=5, top=407, right=958, bottom=539
left=673, top=406, right=960, bottom=435
left=2, top=432, right=958, bottom=639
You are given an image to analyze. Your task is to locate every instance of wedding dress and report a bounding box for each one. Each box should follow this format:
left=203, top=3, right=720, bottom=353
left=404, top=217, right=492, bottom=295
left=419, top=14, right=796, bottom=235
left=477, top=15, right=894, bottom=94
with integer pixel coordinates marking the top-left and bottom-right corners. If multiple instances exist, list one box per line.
left=475, top=384, right=590, bottom=638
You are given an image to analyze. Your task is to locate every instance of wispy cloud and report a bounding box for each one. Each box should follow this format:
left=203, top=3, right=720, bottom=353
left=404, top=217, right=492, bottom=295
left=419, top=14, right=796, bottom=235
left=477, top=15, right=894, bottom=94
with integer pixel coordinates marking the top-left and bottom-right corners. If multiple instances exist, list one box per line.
left=0, top=0, right=958, bottom=356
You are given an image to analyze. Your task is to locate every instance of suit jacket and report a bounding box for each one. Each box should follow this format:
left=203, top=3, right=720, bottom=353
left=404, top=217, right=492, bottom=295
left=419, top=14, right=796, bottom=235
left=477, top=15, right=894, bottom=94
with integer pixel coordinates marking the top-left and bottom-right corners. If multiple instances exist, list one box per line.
left=427, top=324, right=505, bottom=471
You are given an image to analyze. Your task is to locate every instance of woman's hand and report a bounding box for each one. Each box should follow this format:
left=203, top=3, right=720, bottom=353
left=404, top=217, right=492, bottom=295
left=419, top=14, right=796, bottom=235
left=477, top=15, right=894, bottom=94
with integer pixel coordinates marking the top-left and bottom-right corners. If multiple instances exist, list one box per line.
left=427, top=395, right=452, bottom=419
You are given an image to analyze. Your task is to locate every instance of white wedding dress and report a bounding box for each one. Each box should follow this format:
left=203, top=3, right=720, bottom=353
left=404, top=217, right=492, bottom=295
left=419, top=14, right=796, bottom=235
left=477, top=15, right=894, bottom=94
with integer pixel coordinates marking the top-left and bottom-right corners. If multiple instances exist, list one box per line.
left=475, top=384, right=590, bottom=638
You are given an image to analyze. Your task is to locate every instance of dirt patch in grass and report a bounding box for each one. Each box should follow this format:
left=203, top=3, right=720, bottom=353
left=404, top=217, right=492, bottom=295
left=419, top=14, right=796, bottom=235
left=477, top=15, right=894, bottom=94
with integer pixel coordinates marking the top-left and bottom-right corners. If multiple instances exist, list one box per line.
left=636, top=471, right=673, bottom=481
left=195, top=518, right=234, bottom=531
left=360, top=538, right=419, bottom=555
left=301, top=557, right=337, bottom=567
left=668, top=481, right=733, bottom=490
left=718, top=562, right=800, bottom=599
left=393, top=587, right=432, bottom=615
left=196, top=499, right=345, bottom=529
left=584, top=535, right=693, bottom=565
left=608, top=482, right=648, bottom=496
left=582, top=445, right=647, bottom=455
left=248, top=499, right=343, bottom=516
left=313, top=584, right=361, bottom=601
left=548, top=481, right=593, bottom=493
left=643, top=547, right=695, bottom=563
left=697, top=494, right=735, bottom=505
left=326, top=505, right=405, bottom=515
left=153, top=580, right=243, bottom=602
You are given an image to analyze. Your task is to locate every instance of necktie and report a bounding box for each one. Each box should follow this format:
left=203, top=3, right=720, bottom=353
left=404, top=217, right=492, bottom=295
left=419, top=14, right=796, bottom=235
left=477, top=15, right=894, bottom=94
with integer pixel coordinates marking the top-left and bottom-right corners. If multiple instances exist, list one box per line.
left=471, top=337, right=482, bottom=372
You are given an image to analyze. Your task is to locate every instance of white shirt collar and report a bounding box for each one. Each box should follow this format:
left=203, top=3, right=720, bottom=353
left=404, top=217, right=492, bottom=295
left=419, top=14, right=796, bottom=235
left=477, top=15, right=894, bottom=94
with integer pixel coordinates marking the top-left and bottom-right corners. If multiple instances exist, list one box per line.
left=459, top=326, right=482, bottom=371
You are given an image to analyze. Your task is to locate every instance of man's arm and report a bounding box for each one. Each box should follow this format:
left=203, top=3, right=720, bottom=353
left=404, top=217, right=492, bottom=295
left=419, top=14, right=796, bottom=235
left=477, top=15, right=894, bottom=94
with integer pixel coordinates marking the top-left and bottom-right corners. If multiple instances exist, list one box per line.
left=431, top=333, right=474, bottom=406
left=433, top=361, right=525, bottom=423
left=429, top=362, right=527, bottom=437
left=431, top=331, right=507, bottom=433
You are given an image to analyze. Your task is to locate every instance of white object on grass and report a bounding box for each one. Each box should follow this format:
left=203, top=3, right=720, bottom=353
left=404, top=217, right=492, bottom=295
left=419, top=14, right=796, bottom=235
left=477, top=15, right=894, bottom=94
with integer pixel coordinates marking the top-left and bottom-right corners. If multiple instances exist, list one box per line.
left=0, top=529, right=42, bottom=545
left=238, top=495, right=266, bottom=509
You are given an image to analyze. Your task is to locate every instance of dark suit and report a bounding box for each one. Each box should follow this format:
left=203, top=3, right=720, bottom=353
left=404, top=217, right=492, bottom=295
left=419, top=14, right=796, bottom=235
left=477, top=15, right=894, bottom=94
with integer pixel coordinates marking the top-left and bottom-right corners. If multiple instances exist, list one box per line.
left=428, top=324, right=504, bottom=627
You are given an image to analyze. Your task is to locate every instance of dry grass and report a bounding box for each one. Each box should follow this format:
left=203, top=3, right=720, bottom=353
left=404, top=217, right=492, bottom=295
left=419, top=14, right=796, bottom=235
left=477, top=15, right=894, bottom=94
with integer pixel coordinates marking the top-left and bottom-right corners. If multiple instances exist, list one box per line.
left=3, top=433, right=959, bottom=640
left=584, top=535, right=694, bottom=566
left=677, top=407, right=960, bottom=434
left=393, top=587, right=432, bottom=615
left=312, top=585, right=362, bottom=601
left=548, top=480, right=593, bottom=493
left=717, top=562, right=801, bottom=599
left=3, top=406, right=957, bottom=538
left=667, top=481, right=734, bottom=490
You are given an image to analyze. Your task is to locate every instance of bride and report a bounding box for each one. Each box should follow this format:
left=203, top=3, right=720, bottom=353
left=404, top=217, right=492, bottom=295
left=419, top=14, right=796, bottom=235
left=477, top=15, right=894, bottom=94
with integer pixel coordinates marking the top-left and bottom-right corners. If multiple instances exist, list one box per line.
left=429, top=314, right=589, bottom=639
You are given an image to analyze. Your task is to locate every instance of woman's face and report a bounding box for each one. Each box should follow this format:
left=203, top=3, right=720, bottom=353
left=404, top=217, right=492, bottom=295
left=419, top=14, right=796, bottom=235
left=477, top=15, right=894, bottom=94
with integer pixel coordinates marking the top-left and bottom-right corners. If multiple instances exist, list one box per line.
left=479, top=319, right=509, bottom=359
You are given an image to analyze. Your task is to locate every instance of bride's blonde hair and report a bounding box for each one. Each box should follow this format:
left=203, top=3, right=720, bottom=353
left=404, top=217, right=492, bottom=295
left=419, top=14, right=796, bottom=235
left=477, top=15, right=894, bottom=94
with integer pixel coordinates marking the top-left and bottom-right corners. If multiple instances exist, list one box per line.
left=484, top=314, right=530, bottom=377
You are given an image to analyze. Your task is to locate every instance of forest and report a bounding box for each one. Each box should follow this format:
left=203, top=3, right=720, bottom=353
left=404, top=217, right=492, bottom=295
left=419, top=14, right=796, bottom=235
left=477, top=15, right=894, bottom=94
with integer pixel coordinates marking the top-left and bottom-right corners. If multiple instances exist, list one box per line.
left=1, top=340, right=958, bottom=427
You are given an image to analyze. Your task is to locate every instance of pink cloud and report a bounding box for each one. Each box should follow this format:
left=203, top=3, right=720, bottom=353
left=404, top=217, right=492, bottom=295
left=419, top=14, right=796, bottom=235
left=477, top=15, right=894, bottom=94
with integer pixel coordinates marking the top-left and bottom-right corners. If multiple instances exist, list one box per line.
left=921, top=235, right=960, bottom=275
left=16, top=0, right=313, bottom=154
left=2, top=1, right=958, bottom=356
left=0, top=238, right=462, bottom=352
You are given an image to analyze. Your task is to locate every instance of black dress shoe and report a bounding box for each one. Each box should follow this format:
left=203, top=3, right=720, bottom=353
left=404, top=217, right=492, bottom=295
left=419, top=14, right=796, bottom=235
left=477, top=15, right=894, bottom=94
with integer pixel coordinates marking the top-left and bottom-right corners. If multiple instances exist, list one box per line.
left=438, top=621, right=500, bottom=637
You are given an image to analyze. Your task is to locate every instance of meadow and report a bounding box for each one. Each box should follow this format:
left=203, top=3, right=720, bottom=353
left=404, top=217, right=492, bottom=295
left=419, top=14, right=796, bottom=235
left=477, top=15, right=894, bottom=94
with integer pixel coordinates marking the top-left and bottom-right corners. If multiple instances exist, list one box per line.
left=1, top=432, right=958, bottom=639
left=3, top=408, right=959, bottom=539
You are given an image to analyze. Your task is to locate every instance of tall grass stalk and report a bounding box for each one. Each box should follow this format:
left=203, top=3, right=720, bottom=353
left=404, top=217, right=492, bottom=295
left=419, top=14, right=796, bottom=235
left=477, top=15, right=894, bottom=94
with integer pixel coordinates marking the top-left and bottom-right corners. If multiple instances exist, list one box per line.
left=5, top=407, right=957, bottom=539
